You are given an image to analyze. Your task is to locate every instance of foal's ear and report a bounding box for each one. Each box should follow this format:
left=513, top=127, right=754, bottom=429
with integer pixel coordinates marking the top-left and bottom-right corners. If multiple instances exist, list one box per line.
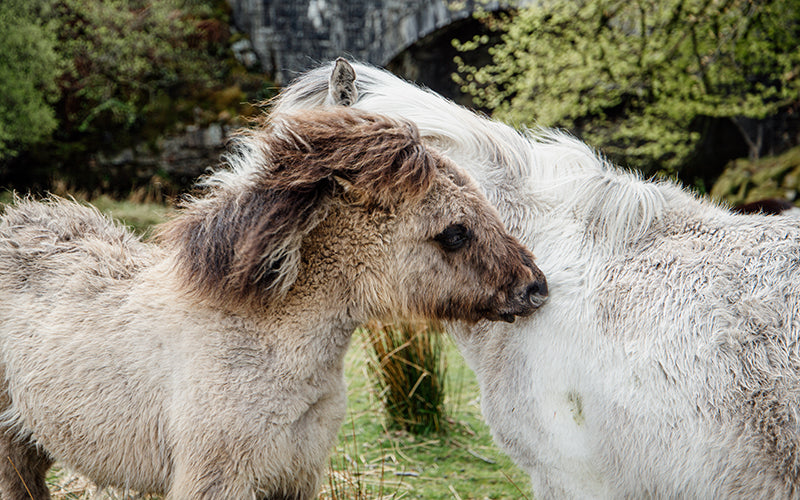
left=333, top=174, right=370, bottom=206
left=333, top=175, right=355, bottom=194
left=329, top=58, right=357, bottom=106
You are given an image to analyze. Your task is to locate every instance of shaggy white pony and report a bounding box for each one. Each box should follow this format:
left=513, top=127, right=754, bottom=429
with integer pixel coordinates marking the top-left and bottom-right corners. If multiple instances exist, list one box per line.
left=273, top=59, right=800, bottom=498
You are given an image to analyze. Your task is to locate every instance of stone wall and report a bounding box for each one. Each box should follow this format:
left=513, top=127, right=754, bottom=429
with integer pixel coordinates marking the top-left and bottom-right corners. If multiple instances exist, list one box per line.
left=88, top=122, right=231, bottom=197
left=226, top=0, right=514, bottom=84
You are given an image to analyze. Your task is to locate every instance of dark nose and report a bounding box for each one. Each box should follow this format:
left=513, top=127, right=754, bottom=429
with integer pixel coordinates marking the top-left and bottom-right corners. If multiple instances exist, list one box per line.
left=494, top=247, right=547, bottom=322
left=525, top=277, right=548, bottom=309
left=526, top=279, right=548, bottom=300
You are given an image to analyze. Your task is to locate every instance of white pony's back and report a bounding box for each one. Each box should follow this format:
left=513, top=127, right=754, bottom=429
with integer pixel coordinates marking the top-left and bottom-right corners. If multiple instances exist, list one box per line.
left=274, top=60, right=800, bottom=498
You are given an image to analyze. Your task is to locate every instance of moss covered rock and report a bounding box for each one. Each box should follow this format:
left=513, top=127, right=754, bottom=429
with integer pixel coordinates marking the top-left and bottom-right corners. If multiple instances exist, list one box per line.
left=710, top=146, right=800, bottom=207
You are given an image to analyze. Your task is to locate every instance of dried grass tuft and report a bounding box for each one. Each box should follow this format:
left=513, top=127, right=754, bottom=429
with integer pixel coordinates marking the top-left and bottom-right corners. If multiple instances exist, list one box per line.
left=363, top=320, right=447, bottom=435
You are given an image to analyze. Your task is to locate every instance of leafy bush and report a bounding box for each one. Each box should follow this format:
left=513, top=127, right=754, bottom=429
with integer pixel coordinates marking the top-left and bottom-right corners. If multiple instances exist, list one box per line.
left=455, top=0, right=800, bottom=175
left=0, top=0, right=63, bottom=159
left=1, top=0, right=260, bottom=194
left=51, top=0, right=230, bottom=142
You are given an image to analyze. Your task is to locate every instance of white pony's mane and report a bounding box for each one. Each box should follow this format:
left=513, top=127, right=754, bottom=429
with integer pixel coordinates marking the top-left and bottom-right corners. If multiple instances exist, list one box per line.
left=272, top=61, right=694, bottom=251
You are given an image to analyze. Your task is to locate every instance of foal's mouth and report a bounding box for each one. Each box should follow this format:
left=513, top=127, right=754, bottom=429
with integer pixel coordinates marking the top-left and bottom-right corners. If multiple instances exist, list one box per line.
left=478, top=300, right=548, bottom=324
left=500, top=313, right=516, bottom=324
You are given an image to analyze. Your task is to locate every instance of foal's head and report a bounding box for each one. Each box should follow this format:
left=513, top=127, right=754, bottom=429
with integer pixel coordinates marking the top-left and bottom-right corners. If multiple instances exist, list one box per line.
left=159, top=108, right=546, bottom=323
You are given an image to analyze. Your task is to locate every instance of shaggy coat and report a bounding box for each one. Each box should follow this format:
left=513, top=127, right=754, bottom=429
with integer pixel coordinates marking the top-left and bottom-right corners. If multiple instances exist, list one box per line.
left=273, top=59, right=800, bottom=498
left=0, top=108, right=546, bottom=499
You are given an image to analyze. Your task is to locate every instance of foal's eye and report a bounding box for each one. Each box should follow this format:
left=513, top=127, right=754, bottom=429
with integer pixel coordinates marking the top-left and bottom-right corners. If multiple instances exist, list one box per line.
left=434, top=224, right=471, bottom=251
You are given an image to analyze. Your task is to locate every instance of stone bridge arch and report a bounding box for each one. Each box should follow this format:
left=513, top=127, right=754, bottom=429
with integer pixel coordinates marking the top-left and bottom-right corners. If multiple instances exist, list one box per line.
left=227, top=0, right=523, bottom=90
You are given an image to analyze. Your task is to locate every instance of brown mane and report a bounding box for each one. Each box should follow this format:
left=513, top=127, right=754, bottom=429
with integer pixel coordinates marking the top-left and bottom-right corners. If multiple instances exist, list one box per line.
left=156, top=108, right=439, bottom=308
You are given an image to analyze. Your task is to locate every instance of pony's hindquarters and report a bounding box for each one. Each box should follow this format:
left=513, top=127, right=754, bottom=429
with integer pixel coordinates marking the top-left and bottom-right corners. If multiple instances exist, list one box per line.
left=0, top=198, right=172, bottom=495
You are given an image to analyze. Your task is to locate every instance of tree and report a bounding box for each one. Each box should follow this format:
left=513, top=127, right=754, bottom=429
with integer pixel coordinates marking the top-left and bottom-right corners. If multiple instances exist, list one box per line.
left=0, top=0, right=63, bottom=159
left=53, top=0, right=227, bottom=139
left=454, top=0, right=800, bottom=174
left=1, top=0, right=239, bottom=191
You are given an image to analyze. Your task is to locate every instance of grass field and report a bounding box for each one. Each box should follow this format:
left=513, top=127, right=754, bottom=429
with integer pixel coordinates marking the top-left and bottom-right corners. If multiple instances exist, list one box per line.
left=4, top=195, right=531, bottom=499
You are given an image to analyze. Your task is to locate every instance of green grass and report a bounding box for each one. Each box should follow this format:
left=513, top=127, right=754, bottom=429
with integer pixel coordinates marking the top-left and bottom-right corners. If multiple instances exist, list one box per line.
left=0, top=191, right=171, bottom=238
left=5, top=196, right=531, bottom=499
left=364, top=321, right=448, bottom=435
left=86, top=195, right=172, bottom=237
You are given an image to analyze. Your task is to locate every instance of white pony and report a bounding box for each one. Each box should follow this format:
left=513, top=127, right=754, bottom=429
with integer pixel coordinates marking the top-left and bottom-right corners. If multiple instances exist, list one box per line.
left=273, top=59, right=800, bottom=498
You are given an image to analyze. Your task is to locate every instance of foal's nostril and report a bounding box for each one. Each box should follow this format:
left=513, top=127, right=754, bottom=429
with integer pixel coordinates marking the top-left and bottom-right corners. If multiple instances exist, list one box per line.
left=526, top=280, right=548, bottom=300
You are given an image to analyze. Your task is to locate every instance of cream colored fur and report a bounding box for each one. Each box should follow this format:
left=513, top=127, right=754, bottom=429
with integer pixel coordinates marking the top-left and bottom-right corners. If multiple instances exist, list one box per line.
left=0, top=109, right=546, bottom=499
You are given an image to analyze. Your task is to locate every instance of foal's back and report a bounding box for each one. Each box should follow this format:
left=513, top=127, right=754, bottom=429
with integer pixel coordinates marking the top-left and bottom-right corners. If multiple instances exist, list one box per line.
left=0, top=197, right=151, bottom=296
left=0, top=198, right=174, bottom=495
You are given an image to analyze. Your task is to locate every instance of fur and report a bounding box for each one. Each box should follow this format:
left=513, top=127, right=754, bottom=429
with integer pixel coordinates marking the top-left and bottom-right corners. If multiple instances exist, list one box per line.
left=0, top=108, right=546, bottom=499
left=273, top=59, right=800, bottom=498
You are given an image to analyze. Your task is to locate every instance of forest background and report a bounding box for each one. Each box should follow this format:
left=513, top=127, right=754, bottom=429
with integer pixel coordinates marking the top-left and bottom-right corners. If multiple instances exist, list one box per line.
left=2, top=0, right=800, bottom=205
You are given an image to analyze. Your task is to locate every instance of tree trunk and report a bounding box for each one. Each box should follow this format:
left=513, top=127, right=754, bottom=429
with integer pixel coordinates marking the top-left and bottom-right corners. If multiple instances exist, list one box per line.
left=730, top=116, right=764, bottom=161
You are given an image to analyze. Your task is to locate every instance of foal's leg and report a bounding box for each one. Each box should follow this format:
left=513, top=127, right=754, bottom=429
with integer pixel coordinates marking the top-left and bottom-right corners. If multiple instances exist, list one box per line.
left=169, top=461, right=318, bottom=500
left=168, top=460, right=255, bottom=500
left=0, top=434, right=53, bottom=500
left=0, top=370, right=53, bottom=500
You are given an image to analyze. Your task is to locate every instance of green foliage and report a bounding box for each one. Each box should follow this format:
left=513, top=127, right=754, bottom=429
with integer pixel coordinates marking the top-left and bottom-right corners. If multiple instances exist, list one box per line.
left=364, top=321, right=448, bottom=435
left=455, top=0, right=800, bottom=174
left=0, top=0, right=256, bottom=194
left=53, top=0, right=228, bottom=138
left=329, top=331, right=531, bottom=499
left=0, top=0, right=63, bottom=159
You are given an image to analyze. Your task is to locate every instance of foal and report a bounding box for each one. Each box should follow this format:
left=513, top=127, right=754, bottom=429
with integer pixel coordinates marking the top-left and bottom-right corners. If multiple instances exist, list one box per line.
left=0, top=108, right=546, bottom=499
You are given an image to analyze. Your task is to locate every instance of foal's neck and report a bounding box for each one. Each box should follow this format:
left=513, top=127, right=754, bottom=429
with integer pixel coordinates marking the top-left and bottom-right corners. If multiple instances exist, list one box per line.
left=253, top=209, right=377, bottom=360
left=260, top=282, right=357, bottom=351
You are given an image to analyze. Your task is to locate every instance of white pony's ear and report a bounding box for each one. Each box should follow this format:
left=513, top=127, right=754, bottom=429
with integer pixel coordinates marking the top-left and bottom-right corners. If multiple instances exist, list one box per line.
left=328, top=58, right=358, bottom=106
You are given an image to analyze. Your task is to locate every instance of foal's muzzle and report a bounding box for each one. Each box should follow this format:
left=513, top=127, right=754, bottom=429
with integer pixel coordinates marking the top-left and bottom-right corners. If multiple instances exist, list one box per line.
left=498, top=274, right=548, bottom=323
